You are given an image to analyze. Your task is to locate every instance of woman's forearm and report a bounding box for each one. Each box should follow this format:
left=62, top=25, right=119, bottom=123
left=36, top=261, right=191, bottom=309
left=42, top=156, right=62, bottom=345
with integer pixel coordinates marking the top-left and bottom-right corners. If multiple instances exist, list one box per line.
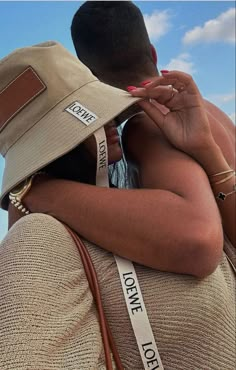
left=24, top=178, right=222, bottom=277
left=191, top=141, right=235, bottom=247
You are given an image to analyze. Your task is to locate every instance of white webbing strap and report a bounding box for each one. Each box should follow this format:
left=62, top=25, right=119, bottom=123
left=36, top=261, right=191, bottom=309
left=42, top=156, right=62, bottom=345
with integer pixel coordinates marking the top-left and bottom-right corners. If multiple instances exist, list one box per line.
left=94, top=128, right=109, bottom=187
left=94, top=127, right=164, bottom=369
left=115, top=256, right=164, bottom=370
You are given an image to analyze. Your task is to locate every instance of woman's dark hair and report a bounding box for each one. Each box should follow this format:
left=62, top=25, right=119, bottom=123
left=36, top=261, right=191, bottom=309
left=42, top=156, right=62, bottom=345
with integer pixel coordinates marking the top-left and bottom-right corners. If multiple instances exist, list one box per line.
left=43, top=143, right=97, bottom=185
left=43, top=139, right=129, bottom=188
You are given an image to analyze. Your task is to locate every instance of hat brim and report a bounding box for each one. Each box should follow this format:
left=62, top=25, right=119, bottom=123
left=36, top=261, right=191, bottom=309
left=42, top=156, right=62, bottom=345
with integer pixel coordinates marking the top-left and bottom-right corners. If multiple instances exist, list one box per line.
left=1, top=80, right=141, bottom=209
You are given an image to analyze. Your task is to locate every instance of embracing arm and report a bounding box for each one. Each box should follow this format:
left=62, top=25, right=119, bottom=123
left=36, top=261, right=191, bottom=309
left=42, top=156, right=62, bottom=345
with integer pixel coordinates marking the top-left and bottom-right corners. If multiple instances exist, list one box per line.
left=8, top=71, right=227, bottom=277
left=14, top=116, right=223, bottom=277
left=128, top=71, right=235, bottom=247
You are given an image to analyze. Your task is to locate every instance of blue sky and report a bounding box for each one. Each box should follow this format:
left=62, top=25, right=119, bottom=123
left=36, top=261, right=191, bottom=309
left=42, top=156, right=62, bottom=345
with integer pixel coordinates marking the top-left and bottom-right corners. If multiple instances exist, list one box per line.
left=0, top=1, right=235, bottom=240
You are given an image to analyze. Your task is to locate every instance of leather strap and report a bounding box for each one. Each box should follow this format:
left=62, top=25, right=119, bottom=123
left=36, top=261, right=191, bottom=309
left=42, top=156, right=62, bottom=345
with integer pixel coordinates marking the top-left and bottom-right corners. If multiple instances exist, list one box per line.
left=64, top=225, right=124, bottom=370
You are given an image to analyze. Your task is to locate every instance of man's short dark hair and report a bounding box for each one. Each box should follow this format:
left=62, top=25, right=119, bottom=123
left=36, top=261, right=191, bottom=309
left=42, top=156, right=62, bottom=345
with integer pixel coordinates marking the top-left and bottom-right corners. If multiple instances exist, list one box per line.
left=71, top=1, right=157, bottom=86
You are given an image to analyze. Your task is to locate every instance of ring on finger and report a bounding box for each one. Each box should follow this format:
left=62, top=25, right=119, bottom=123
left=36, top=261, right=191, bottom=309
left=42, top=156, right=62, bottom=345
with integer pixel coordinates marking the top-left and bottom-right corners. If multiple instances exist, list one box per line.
left=171, top=86, right=175, bottom=97
left=168, top=85, right=175, bottom=98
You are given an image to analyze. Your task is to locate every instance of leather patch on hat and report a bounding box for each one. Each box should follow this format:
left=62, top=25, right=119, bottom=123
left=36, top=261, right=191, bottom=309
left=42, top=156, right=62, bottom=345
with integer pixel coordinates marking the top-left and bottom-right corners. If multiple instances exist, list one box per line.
left=0, top=67, right=46, bottom=132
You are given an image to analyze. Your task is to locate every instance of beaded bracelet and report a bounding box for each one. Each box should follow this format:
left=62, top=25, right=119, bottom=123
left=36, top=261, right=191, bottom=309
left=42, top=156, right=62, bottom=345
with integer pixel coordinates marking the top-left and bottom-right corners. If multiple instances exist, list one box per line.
left=9, top=172, right=43, bottom=214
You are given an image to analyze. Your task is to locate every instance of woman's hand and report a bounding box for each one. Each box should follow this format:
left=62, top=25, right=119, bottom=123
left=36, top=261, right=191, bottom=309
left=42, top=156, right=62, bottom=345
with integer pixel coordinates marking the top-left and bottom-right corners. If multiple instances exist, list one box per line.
left=128, top=71, right=215, bottom=158
left=128, top=70, right=235, bottom=248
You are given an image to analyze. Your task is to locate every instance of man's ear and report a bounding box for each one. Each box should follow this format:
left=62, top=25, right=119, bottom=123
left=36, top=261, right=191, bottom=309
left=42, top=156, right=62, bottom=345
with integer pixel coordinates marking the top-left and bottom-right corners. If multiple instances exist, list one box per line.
left=150, top=44, right=158, bottom=65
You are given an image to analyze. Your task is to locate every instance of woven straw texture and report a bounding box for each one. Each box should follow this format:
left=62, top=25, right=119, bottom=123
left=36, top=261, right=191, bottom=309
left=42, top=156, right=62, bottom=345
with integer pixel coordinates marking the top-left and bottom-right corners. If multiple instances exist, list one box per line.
left=0, top=213, right=235, bottom=370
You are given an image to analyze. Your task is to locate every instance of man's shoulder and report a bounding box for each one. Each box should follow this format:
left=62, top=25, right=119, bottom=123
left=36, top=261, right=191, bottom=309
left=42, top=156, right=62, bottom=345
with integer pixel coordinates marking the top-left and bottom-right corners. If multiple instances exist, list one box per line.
left=204, top=99, right=235, bottom=135
left=204, top=99, right=235, bottom=165
left=122, top=112, right=172, bottom=164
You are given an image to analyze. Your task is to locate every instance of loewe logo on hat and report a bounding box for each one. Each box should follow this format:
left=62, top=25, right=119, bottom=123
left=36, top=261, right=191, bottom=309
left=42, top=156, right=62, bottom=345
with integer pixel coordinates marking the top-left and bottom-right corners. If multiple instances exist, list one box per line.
left=65, top=101, right=98, bottom=126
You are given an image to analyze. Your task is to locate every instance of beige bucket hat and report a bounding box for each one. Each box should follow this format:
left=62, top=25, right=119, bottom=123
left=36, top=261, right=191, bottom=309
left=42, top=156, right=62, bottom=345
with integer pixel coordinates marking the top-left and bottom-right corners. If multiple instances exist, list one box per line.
left=0, top=41, right=140, bottom=209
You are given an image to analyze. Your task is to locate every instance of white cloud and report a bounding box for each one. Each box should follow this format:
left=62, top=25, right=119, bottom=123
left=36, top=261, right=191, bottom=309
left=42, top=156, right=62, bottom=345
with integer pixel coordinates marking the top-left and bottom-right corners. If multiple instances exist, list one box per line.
left=183, top=8, right=235, bottom=45
left=206, top=92, right=235, bottom=106
left=144, top=10, right=172, bottom=41
left=161, top=53, right=196, bottom=74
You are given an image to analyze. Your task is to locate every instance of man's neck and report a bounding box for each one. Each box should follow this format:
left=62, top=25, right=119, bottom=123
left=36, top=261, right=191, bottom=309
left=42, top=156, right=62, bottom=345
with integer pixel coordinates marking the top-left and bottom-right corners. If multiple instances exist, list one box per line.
left=100, top=69, right=159, bottom=91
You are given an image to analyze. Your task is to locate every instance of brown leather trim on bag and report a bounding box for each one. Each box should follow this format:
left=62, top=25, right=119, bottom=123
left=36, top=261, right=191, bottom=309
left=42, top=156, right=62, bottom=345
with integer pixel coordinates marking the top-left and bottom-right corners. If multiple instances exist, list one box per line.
left=0, top=67, right=46, bottom=132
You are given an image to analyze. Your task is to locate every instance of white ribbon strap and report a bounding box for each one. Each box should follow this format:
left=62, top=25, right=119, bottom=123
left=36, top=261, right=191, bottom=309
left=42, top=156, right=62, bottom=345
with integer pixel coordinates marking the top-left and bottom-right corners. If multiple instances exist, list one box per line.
left=115, top=256, right=164, bottom=370
left=94, top=128, right=109, bottom=187
left=93, top=127, right=164, bottom=369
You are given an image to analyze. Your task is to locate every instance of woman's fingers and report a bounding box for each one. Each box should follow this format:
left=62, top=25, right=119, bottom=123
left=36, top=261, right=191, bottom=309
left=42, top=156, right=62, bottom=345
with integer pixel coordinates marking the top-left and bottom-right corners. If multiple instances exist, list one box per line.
left=140, top=71, right=200, bottom=95
left=132, top=85, right=176, bottom=101
left=129, top=85, right=177, bottom=101
left=127, top=71, right=202, bottom=112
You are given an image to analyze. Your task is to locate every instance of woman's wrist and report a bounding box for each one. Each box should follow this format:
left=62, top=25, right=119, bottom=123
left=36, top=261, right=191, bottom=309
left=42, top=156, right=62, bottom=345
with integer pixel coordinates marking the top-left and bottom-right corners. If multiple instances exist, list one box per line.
left=194, top=141, right=235, bottom=202
left=192, top=139, right=232, bottom=177
left=211, top=174, right=235, bottom=201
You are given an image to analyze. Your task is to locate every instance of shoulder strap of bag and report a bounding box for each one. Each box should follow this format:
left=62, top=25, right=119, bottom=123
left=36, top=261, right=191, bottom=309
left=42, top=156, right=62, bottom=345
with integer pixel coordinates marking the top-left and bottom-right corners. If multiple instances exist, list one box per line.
left=64, top=224, right=124, bottom=370
left=115, top=256, right=164, bottom=370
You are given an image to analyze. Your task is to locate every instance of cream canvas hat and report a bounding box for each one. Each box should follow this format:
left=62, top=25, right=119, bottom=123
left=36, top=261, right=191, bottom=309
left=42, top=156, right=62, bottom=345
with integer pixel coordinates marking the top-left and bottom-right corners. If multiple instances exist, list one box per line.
left=0, top=41, right=140, bottom=209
